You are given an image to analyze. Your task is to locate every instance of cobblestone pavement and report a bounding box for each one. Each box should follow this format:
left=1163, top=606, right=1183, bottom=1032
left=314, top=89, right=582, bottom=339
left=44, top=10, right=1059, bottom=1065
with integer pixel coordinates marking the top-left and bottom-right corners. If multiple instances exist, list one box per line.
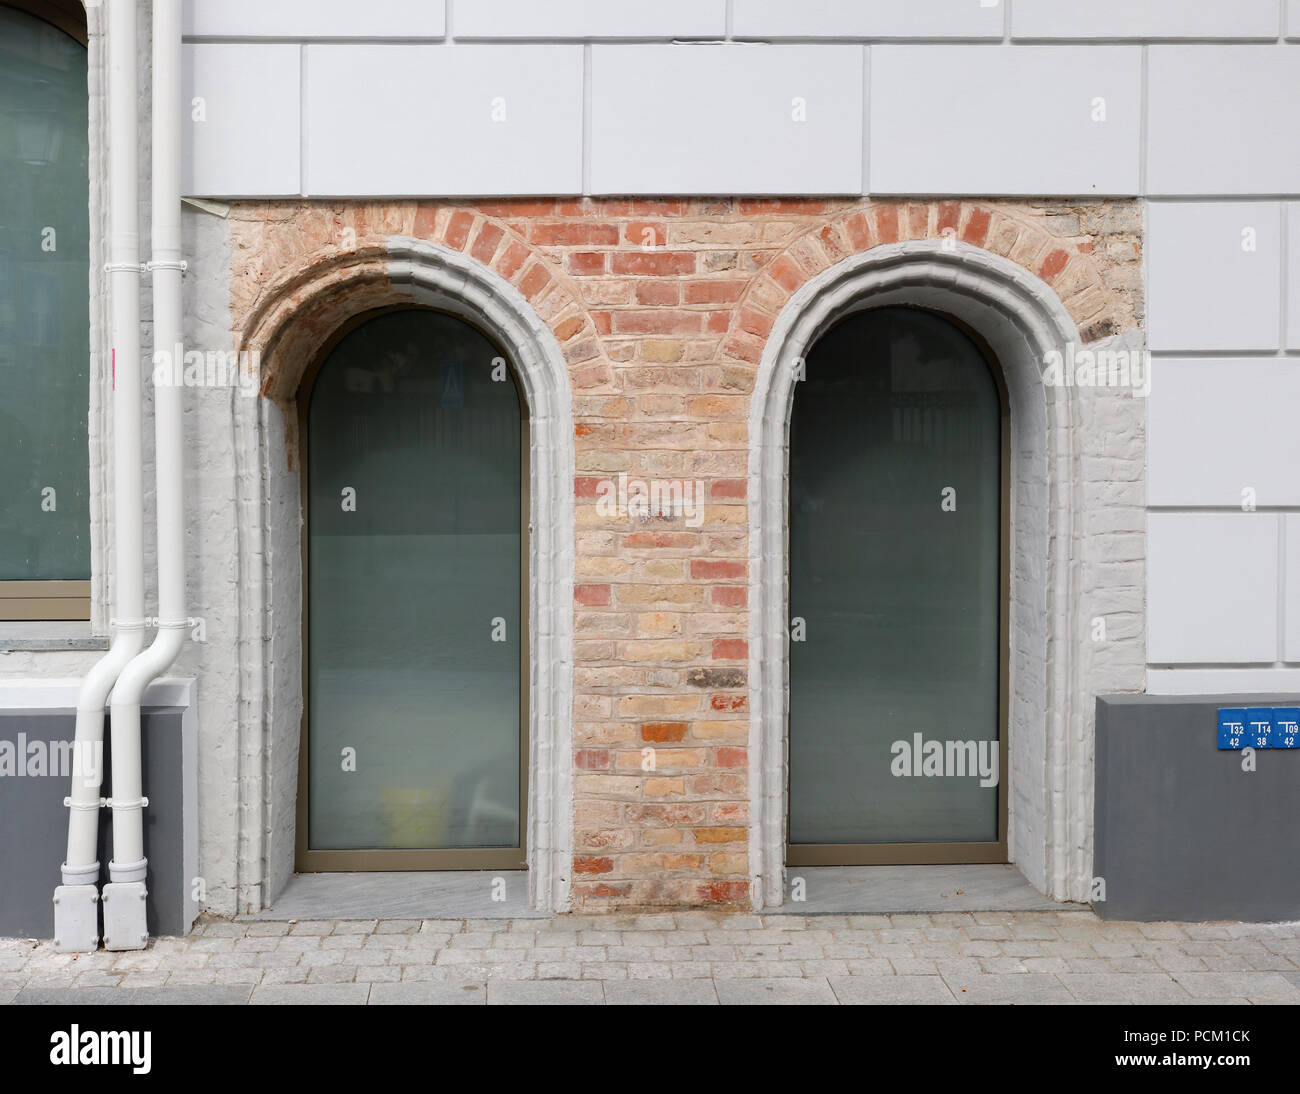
left=4, top=910, right=1300, bottom=1004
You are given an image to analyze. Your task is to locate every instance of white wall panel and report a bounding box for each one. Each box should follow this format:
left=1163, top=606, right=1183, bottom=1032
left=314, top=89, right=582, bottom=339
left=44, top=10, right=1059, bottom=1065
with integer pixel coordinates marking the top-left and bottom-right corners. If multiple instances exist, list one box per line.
left=1013, top=0, right=1279, bottom=40
left=1289, top=1, right=1300, bottom=41
left=455, top=0, right=726, bottom=39
left=1146, top=202, right=1281, bottom=351
left=869, top=46, right=1141, bottom=196
left=1147, top=668, right=1300, bottom=694
left=1147, top=359, right=1300, bottom=507
left=1287, top=516, right=1300, bottom=662
left=182, top=44, right=300, bottom=197
left=1288, top=205, right=1300, bottom=349
left=731, top=0, right=1003, bottom=39
left=1148, top=514, right=1278, bottom=664
left=589, top=45, right=863, bottom=195
left=1148, top=48, right=1300, bottom=196
left=304, top=45, right=583, bottom=196
left=183, top=0, right=446, bottom=39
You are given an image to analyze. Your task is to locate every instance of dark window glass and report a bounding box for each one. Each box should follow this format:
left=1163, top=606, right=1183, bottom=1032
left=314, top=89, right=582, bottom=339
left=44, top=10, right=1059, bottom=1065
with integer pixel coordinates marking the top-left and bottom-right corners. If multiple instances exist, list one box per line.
left=0, top=7, right=90, bottom=581
left=306, top=310, right=523, bottom=851
left=788, top=307, right=1001, bottom=847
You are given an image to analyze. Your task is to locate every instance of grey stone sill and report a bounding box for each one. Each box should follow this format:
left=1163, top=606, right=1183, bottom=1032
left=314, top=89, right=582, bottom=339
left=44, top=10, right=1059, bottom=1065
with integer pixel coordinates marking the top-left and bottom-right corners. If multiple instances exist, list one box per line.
left=0, top=621, right=110, bottom=652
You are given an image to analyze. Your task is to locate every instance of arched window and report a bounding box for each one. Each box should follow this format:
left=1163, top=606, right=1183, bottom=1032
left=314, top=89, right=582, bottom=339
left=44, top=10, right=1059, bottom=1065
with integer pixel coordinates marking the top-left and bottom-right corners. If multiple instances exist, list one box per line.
left=786, top=306, right=1008, bottom=865
left=0, top=1, right=90, bottom=619
left=297, top=308, right=527, bottom=871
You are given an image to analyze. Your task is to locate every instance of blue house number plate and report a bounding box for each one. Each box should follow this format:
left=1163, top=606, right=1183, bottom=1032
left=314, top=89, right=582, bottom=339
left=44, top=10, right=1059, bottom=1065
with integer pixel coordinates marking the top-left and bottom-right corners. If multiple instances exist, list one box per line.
left=1218, top=706, right=1300, bottom=750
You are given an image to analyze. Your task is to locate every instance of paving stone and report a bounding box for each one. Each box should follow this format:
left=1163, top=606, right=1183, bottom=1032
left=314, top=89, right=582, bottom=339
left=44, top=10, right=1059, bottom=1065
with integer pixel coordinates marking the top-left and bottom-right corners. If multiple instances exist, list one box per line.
left=1058, top=973, right=1191, bottom=1003
left=369, top=982, right=486, bottom=1004
left=714, top=977, right=837, bottom=1005
left=249, top=984, right=371, bottom=1004
left=605, top=979, right=719, bottom=1005
left=829, top=974, right=956, bottom=1005
left=943, top=973, right=1074, bottom=1004
left=486, top=979, right=604, bottom=1005
left=128, top=986, right=252, bottom=1005
left=1172, top=972, right=1300, bottom=1001
left=14, top=988, right=137, bottom=1004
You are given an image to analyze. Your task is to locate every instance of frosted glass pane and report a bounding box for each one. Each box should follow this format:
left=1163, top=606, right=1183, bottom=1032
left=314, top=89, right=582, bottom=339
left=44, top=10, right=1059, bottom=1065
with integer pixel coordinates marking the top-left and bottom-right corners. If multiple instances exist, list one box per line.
left=0, top=11, right=90, bottom=580
left=307, top=310, right=522, bottom=851
left=788, top=308, right=1001, bottom=847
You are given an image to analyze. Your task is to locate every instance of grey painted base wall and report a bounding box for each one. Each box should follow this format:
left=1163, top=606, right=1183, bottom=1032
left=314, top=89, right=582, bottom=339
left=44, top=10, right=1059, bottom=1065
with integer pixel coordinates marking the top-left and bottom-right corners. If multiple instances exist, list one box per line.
left=1, top=708, right=190, bottom=938
left=1094, top=695, right=1300, bottom=923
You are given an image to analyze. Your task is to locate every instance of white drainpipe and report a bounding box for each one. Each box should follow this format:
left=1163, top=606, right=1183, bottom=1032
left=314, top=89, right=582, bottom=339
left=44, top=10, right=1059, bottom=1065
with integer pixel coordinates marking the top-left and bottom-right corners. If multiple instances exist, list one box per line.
left=102, top=0, right=186, bottom=953
left=54, top=0, right=146, bottom=955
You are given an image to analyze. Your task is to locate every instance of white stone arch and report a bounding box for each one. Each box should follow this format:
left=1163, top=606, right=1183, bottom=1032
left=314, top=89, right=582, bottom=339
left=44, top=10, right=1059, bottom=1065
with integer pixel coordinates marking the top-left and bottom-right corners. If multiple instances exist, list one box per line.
left=748, top=239, right=1097, bottom=910
left=234, top=236, right=574, bottom=914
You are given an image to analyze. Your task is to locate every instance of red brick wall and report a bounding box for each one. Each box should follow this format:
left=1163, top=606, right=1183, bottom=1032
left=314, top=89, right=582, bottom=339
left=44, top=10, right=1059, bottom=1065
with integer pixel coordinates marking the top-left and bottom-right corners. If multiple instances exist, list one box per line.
left=230, top=197, right=1142, bottom=911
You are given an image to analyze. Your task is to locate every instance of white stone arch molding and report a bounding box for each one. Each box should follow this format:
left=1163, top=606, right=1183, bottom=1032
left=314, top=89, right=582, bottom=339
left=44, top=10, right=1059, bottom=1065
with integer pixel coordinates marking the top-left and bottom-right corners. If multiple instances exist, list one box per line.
left=747, top=239, right=1090, bottom=911
left=234, top=236, right=575, bottom=915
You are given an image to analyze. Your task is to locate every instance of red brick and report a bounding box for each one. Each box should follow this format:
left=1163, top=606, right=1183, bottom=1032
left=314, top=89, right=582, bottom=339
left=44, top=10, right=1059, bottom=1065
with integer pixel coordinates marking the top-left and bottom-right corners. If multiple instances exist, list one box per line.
left=738, top=307, right=773, bottom=339
left=575, top=584, right=611, bottom=607
left=469, top=222, right=504, bottom=264
left=698, top=880, right=749, bottom=903
left=412, top=204, right=439, bottom=239
left=715, top=747, right=747, bottom=768
left=518, top=263, right=552, bottom=300
left=574, top=856, right=614, bottom=875
left=1039, top=248, right=1070, bottom=283
left=641, top=722, right=687, bottom=743
left=844, top=211, right=873, bottom=251
left=711, top=585, right=747, bottom=608
left=962, top=207, right=991, bottom=247
left=529, top=223, right=620, bottom=246
left=874, top=206, right=901, bottom=244
left=684, top=280, right=747, bottom=305
left=690, top=559, right=746, bottom=580
left=769, top=255, right=804, bottom=293
left=611, top=252, right=696, bottom=276
left=711, top=639, right=748, bottom=660
left=476, top=201, right=557, bottom=218
left=496, top=241, right=530, bottom=280
left=709, top=479, right=746, bottom=500
left=610, top=310, right=703, bottom=335
left=603, top=199, right=689, bottom=217
left=567, top=251, right=607, bottom=276
left=444, top=210, right=474, bottom=250
left=625, top=221, right=666, bottom=247
left=636, top=280, right=679, bottom=306
left=711, top=694, right=747, bottom=712
left=575, top=749, right=611, bottom=770
left=574, top=476, right=604, bottom=498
